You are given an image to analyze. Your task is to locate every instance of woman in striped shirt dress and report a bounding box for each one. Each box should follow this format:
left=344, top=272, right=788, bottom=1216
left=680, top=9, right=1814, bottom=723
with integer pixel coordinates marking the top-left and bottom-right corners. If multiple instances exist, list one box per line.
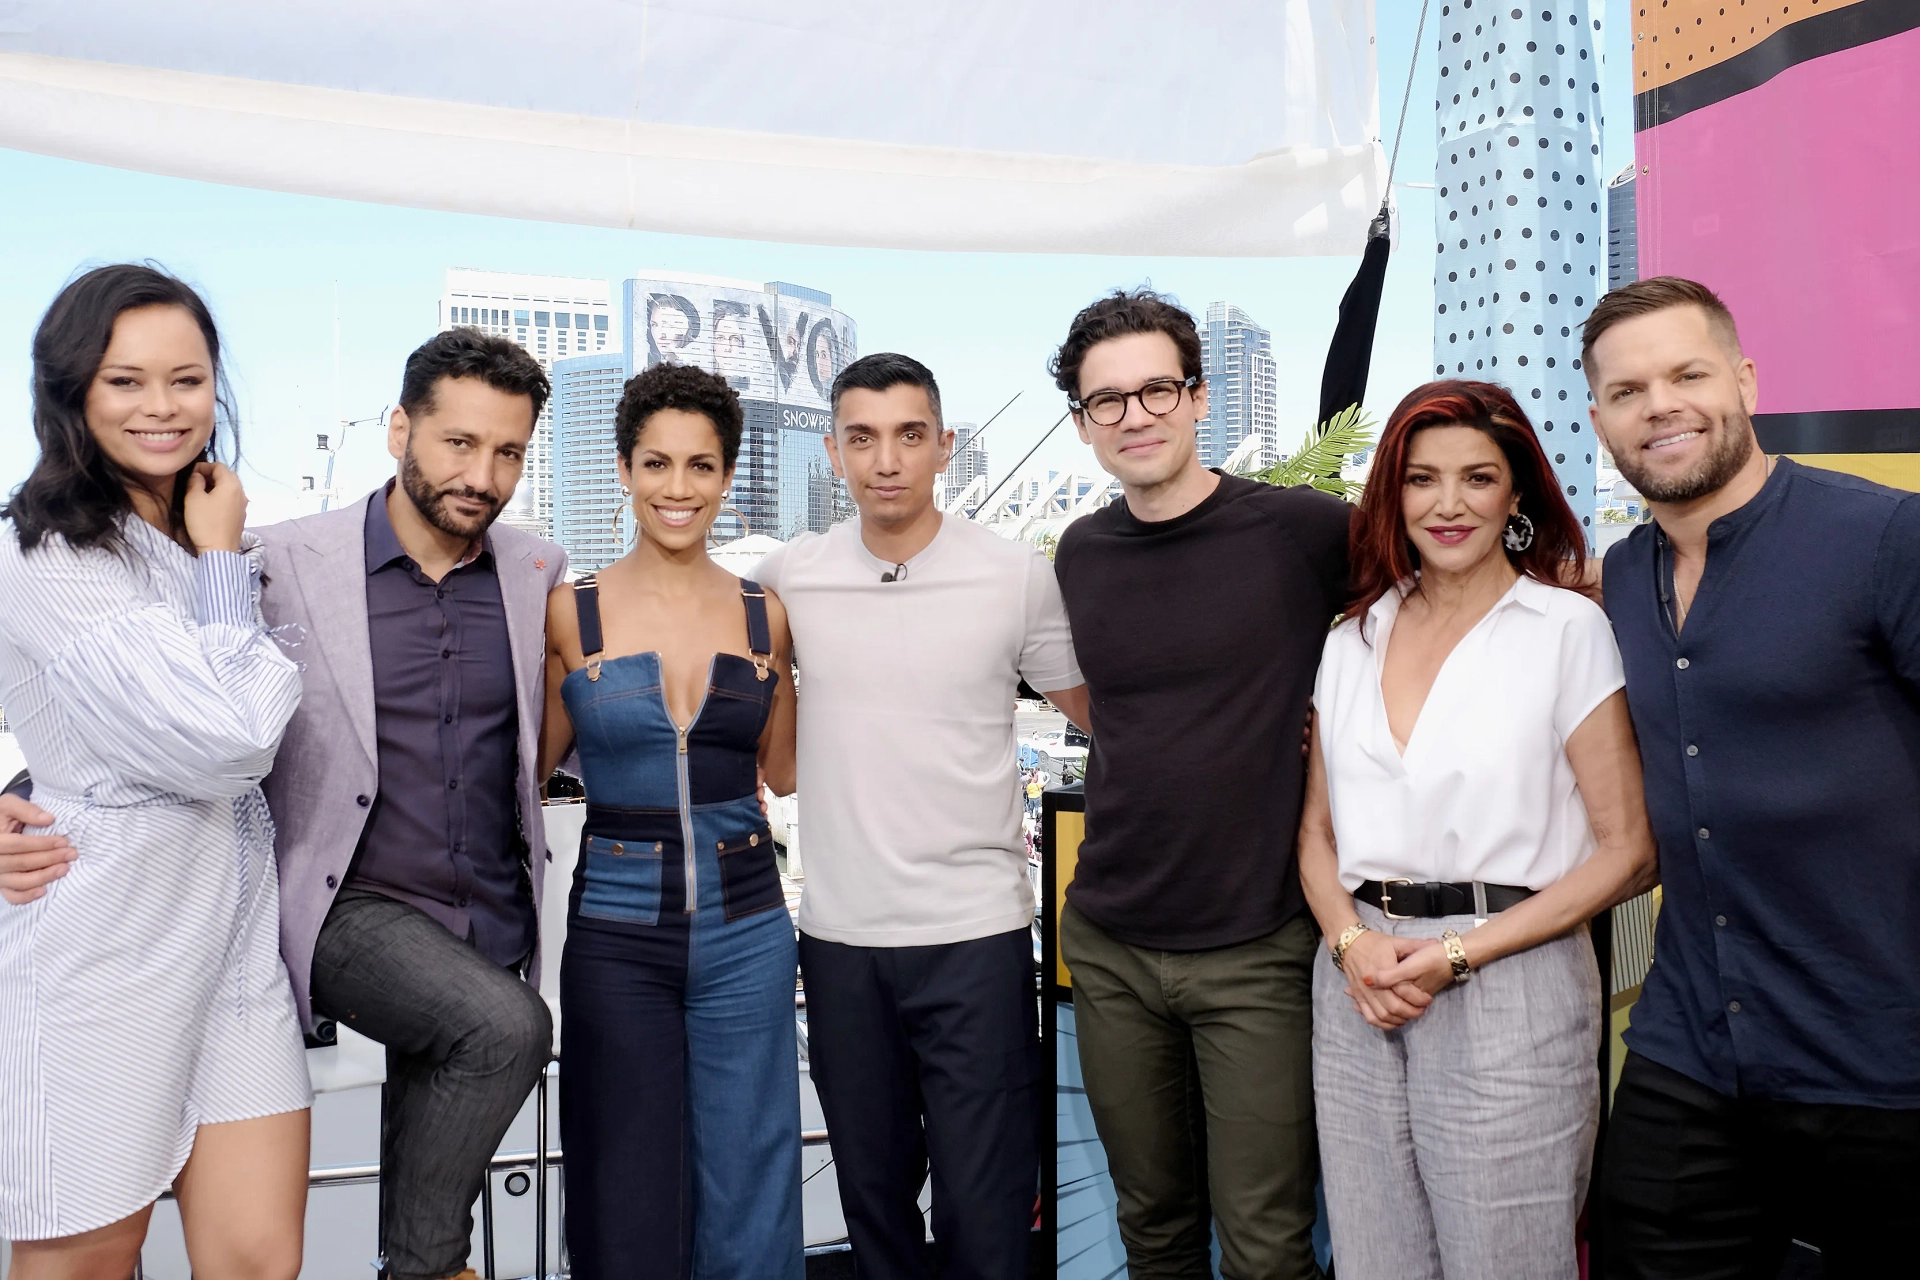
left=0, top=266, right=310, bottom=1275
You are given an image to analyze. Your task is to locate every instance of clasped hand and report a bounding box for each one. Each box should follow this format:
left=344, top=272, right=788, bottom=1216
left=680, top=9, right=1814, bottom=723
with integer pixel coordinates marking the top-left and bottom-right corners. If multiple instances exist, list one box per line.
left=1340, top=930, right=1460, bottom=1031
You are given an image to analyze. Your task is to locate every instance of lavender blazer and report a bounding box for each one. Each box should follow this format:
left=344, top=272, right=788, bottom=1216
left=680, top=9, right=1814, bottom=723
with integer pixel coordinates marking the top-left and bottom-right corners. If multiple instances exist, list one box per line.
left=251, top=492, right=566, bottom=1029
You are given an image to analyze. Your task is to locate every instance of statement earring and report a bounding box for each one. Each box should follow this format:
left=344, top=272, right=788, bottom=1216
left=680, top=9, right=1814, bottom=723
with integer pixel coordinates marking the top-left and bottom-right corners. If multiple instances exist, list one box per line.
left=706, top=506, right=751, bottom=548
left=610, top=486, right=635, bottom=542
left=1503, top=512, right=1535, bottom=553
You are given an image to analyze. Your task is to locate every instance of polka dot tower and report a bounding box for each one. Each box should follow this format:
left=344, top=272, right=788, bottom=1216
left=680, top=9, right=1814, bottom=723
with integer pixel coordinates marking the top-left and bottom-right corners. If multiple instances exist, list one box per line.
left=1432, top=0, right=1605, bottom=538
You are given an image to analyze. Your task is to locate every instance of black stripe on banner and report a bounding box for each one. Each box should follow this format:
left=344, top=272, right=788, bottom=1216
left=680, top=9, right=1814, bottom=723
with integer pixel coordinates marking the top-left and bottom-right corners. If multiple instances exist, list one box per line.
left=1635, top=0, right=1920, bottom=129
left=1753, top=407, right=1920, bottom=455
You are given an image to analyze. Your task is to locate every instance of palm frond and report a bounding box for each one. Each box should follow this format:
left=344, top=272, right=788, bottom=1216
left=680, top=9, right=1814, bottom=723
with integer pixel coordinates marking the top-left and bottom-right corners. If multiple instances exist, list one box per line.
left=1235, top=403, right=1377, bottom=500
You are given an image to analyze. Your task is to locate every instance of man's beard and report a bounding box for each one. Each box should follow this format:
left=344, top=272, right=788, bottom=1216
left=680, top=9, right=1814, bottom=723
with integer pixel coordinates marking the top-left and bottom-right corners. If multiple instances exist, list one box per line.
left=1614, top=405, right=1756, bottom=504
left=399, top=447, right=504, bottom=540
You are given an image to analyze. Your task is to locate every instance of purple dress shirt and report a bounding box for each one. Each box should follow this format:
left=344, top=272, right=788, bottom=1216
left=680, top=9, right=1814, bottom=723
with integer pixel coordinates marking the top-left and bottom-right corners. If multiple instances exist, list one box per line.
left=346, top=485, right=532, bottom=967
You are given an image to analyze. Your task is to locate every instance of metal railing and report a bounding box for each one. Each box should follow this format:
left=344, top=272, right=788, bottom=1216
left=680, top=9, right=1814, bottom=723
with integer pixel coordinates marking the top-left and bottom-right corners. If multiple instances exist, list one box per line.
left=287, top=1064, right=837, bottom=1280
left=134, top=943, right=1043, bottom=1278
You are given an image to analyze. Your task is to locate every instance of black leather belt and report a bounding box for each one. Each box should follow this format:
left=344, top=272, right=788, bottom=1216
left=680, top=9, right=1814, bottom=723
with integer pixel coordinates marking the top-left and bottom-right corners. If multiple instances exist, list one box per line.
left=1355, top=879, right=1535, bottom=920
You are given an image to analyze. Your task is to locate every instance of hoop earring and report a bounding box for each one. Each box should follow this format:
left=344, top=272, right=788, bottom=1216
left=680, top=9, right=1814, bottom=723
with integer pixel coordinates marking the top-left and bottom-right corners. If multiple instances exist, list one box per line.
left=707, top=506, right=751, bottom=547
left=610, top=488, right=635, bottom=542
left=1503, top=512, right=1535, bottom=553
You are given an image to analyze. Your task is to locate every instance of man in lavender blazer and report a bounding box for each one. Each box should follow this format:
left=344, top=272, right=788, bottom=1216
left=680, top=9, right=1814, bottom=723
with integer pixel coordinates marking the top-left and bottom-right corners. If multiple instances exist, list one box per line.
left=255, top=329, right=566, bottom=1280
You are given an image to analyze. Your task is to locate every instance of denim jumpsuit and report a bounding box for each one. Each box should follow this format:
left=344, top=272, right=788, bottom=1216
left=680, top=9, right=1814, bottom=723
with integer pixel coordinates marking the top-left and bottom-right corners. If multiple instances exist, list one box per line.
left=558, top=576, right=803, bottom=1279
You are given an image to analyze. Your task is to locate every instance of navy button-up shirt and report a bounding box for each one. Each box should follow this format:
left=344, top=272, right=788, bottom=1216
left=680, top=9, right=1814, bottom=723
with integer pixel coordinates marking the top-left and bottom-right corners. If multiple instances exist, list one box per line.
left=1604, top=459, right=1920, bottom=1107
left=347, top=486, right=532, bottom=967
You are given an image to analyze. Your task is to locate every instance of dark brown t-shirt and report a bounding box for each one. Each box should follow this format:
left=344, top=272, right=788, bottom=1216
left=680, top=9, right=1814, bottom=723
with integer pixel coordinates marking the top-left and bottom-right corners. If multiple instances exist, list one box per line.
left=1054, top=472, right=1351, bottom=951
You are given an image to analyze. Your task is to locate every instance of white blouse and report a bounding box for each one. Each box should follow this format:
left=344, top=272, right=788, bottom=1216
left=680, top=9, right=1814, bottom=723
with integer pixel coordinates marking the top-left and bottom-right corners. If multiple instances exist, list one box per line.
left=1314, top=574, right=1625, bottom=892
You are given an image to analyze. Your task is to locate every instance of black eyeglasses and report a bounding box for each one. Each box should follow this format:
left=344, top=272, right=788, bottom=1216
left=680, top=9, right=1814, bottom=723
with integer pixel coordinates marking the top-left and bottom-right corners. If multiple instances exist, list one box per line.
left=1070, top=376, right=1198, bottom=427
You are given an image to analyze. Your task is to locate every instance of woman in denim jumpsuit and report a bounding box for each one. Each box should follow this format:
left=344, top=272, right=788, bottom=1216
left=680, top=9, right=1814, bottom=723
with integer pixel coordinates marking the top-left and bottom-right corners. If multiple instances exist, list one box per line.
left=541, top=364, right=801, bottom=1278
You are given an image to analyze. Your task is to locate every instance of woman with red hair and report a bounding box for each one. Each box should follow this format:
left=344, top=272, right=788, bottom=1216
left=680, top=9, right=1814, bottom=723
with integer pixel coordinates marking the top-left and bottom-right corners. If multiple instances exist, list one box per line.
left=1297, top=380, right=1657, bottom=1278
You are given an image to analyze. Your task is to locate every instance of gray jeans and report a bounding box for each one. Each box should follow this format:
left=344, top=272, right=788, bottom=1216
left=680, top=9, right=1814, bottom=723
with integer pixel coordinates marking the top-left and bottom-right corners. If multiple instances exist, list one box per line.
left=311, top=888, right=552, bottom=1280
left=1312, top=900, right=1601, bottom=1280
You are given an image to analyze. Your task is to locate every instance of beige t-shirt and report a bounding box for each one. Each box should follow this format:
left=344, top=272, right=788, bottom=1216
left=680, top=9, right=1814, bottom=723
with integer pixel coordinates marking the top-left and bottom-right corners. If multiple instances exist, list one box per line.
left=755, top=515, right=1081, bottom=947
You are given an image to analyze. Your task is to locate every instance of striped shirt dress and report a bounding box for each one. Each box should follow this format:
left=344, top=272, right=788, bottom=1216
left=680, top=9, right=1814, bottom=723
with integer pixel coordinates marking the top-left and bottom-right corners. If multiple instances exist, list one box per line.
left=0, top=517, right=312, bottom=1241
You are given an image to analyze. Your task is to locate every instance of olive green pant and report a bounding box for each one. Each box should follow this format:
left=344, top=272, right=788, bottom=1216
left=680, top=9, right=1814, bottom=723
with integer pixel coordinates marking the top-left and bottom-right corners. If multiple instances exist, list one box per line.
left=1062, top=903, right=1321, bottom=1280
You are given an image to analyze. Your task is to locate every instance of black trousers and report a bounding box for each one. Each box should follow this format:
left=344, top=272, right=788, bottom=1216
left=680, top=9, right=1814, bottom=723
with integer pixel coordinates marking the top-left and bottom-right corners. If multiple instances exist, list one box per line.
left=799, top=927, right=1039, bottom=1280
left=312, top=889, right=553, bottom=1280
left=1601, top=1051, right=1920, bottom=1279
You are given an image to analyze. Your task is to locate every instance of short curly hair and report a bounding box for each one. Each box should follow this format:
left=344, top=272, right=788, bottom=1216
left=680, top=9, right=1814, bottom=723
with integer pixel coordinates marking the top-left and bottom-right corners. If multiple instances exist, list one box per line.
left=1049, top=287, right=1204, bottom=400
left=614, top=363, right=745, bottom=470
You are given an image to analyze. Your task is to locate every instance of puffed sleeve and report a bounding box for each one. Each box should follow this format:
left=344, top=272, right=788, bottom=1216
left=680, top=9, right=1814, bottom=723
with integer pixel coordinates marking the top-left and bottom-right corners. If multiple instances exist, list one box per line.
left=1553, top=593, right=1627, bottom=743
left=0, top=534, right=303, bottom=800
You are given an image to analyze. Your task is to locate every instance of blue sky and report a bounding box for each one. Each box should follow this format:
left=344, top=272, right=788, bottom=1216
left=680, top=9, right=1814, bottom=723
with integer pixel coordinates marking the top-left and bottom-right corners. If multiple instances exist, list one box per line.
left=0, top=1, right=1634, bottom=524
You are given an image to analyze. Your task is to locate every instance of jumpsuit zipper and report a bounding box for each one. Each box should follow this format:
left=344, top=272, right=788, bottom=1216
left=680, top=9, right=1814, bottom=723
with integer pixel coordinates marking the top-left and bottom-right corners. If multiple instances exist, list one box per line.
left=666, top=657, right=717, bottom=915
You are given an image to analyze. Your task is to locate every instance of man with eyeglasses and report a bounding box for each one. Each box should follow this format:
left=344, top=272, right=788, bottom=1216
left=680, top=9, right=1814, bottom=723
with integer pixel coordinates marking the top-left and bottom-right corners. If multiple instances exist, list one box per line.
left=1050, top=290, right=1350, bottom=1279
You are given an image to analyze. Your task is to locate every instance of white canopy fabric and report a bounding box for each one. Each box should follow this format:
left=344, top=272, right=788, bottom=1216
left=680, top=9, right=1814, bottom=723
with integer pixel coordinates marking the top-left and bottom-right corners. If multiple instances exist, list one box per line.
left=0, top=1, right=1381, bottom=257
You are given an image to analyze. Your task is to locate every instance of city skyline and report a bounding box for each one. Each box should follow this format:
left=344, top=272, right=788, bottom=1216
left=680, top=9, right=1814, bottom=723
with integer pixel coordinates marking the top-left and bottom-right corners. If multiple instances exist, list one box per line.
left=0, top=3, right=1637, bottom=530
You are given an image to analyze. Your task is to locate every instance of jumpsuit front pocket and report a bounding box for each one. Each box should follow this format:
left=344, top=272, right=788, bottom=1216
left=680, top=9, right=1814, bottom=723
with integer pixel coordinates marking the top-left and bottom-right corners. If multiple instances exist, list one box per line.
left=578, top=834, right=666, bottom=925
left=717, top=827, right=782, bottom=922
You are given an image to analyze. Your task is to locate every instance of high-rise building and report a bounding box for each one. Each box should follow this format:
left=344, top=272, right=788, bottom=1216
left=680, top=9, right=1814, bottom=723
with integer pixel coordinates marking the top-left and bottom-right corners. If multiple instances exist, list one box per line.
left=1432, top=5, right=1605, bottom=538
left=1607, top=163, right=1639, bottom=292
left=1195, top=303, right=1278, bottom=469
left=551, top=353, right=629, bottom=573
left=621, top=273, right=856, bottom=541
left=945, top=422, right=988, bottom=511
left=439, top=270, right=614, bottom=539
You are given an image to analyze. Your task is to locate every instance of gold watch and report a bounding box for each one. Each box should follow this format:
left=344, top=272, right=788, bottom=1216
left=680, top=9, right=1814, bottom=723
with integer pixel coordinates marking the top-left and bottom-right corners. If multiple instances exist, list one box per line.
left=1330, top=923, right=1369, bottom=968
left=1440, top=929, right=1472, bottom=984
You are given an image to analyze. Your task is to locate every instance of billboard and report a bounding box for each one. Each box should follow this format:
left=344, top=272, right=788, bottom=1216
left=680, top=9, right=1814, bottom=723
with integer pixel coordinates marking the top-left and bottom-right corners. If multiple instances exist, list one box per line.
left=632, top=279, right=856, bottom=415
left=626, top=278, right=858, bottom=537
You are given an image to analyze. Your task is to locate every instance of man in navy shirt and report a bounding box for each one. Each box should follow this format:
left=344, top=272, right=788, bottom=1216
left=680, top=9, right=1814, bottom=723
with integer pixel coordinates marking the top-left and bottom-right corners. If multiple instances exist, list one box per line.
left=1585, top=277, right=1920, bottom=1278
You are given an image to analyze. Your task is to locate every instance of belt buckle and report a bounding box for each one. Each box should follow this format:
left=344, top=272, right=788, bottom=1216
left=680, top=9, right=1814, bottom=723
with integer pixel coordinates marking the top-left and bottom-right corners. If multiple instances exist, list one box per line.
left=1380, top=877, right=1416, bottom=921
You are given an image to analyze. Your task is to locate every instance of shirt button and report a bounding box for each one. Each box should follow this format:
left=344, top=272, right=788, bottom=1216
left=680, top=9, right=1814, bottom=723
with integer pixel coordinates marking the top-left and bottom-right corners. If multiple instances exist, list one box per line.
left=1676, top=657, right=1690, bottom=670
left=1728, top=1000, right=1741, bottom=1013
left=1686, top=744, right=1699, bottom=757
left=444, top=714, right=454, bottom=724
left=448, top=780, right=459, bottom=791
left=442, top=649, right=452, bottom=659
left=1698, top=827, right=1710, bottom=840
left=356, top=794, right=371, bottom=807
left=1715, top=914, right=1728, bottom=926
left=326, top=874, right=338, bottom=889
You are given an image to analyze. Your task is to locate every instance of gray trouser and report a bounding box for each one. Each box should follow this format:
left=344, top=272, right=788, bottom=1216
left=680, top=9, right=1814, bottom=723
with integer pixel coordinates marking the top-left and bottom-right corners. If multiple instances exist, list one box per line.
left=1062, top=903, right=1321, bottom=1280
left=1312, top=900, right=1600, bottom=1280
left=311, top=889, right=553, bottom=1280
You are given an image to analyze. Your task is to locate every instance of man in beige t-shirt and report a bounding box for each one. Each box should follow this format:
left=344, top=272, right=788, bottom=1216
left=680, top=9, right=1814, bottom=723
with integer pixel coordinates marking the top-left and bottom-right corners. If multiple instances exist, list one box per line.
left=756, top=352, right=1085, bottom=1279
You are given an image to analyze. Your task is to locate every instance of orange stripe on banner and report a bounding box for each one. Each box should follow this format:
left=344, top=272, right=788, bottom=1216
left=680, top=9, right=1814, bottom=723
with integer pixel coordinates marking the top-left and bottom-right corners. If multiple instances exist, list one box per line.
left=1784, top=454, right=1920, bottom=492
left=1635, top=0, right=1868, bottom=92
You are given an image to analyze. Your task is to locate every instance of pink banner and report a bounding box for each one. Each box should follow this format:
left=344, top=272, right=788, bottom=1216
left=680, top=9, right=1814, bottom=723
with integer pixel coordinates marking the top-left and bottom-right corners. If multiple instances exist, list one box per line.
left=1637, top=26, right=1920, bottom=416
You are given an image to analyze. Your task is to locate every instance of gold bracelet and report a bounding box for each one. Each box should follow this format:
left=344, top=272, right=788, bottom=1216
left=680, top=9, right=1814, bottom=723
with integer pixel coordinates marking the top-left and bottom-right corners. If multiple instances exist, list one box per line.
left=1330, top=922, right=1369, bottom=968
left=1440, top=929, right=1472, bottom=984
